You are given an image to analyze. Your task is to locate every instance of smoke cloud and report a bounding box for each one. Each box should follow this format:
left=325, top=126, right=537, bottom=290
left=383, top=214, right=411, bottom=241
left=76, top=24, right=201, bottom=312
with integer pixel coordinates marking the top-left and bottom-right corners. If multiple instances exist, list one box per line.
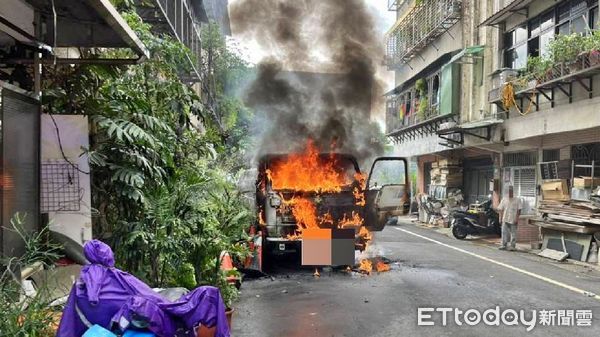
left=230, top=0, right=386, bottom=163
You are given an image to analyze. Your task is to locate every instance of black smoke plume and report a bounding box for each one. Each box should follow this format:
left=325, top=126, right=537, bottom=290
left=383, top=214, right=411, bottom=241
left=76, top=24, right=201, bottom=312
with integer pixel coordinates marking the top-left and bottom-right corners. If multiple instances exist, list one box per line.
left=230, top=0, right=386, bottom=162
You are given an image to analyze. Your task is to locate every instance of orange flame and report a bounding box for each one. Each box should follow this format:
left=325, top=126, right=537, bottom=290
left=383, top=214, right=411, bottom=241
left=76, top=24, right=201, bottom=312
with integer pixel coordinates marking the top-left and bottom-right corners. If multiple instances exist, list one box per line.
left=287, top=197, right=319, bottom=231
left=358, top=259, right=372, bottom=274
left=375, top=260, right=391, bottom=272
left=358, top=226, right=372, bottom=241
left=353, top=187, right=366, bottom=206
left=266, top=140, right=350, bottom=193
left=353, top=172, right=367, bottom=206
left=339, top=211, right=364, bottom=228
left=354, top=172, right=367, bottom=189
left=266, top=140, right=371, bottom=246
left=319, top=213, right=335, bottom=226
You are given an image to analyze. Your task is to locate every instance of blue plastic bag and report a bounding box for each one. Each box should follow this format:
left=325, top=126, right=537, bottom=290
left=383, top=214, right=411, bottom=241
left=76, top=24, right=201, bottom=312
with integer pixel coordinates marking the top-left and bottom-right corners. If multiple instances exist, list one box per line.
left=123, top=330, right=156, bottom=337
left=82, top=325, right=117, bottom=337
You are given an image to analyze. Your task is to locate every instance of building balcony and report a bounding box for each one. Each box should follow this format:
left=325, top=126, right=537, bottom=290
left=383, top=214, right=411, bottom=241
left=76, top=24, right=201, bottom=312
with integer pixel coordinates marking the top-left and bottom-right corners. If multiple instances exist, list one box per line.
left=386, top=95, right=457, bottom=144
left=385, top=0, right=462, bottom=69
left=136, top=0, right=203, bottom=80
left=489, top=52, right=600, bottom=113
left=387, top=0, right=408, bottom=11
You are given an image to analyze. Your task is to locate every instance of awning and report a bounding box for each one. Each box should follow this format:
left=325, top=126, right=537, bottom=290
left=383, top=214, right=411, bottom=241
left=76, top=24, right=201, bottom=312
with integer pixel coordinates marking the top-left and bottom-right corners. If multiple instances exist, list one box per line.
left=479, top=0, right=535, bottom=27
left=448, top=45, right=485, bottom=64
left=437, top=117, right=504, bottom=147
left=456, top=118, right=504, bottom=131
left=22, top=0, right=148, bottom=62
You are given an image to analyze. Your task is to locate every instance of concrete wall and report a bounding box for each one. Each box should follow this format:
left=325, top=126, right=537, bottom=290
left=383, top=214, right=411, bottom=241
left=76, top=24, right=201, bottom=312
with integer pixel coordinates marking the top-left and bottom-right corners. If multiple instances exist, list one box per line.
left=505, top=0, right=556, bottom=32
left=390, top=133, right=449, bottom=158
left=0, top=0, right=34, bottom=37
left=41, top=115, right=92, bottom=245
left=503, top=95, right=600, bottom=143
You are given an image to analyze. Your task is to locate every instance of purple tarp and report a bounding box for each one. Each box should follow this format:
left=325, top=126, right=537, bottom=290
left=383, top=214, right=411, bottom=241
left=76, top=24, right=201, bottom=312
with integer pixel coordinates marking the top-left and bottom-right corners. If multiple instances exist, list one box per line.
left=56, top=240, right=230, bottom=337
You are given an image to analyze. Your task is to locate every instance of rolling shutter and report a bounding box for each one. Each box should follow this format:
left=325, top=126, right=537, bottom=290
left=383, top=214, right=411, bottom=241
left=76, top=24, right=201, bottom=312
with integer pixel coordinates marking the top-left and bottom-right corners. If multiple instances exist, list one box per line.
left=1, top=87, right=40, bottom=258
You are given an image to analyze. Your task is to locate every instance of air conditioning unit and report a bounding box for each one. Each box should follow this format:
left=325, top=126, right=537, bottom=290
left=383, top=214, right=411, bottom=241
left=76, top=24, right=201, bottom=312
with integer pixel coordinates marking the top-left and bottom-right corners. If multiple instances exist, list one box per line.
left=491, top=68, right=519, bottom=89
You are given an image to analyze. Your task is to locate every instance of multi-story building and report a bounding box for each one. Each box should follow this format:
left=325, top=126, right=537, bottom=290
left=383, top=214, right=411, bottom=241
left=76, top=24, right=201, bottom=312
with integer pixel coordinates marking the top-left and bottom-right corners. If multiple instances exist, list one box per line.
left=135, top=0, right=231, bottom=82
left=385, top=0, right=600, bottom=242
left=385, top=0, right=500, bottom=202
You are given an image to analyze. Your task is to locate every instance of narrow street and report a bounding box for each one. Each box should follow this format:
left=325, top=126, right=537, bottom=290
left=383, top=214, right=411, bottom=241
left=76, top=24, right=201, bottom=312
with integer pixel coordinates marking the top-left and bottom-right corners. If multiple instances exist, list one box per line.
left=233, top=218, right=600, bottom=337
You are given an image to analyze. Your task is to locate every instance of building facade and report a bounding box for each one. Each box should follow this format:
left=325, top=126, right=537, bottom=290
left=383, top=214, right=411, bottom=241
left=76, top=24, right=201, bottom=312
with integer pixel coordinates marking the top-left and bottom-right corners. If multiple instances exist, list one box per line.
left=385, top=0, right=600, bottom=242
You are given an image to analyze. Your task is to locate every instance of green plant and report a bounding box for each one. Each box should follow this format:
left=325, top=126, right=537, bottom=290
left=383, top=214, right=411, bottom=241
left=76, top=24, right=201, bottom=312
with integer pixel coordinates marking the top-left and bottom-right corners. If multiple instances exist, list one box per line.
left=0, top=277, right=59, bottom=337
left=0, top=213, right=63, bottom=337
left=548, top=33, right=588, bottom=64
left=588, top=29, right=600, bottom=51
left=415, top=78, right=426, bottom=94
left=41, top=12, right=253, bottom=314
left=526, top=56, right=552, bottom=81
left=417, top=97, right=428, bottom=119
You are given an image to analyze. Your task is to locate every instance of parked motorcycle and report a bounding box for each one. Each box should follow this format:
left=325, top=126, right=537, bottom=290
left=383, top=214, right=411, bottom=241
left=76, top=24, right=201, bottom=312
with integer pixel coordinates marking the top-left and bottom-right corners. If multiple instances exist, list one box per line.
left=450, top=198, right=500, bottom=239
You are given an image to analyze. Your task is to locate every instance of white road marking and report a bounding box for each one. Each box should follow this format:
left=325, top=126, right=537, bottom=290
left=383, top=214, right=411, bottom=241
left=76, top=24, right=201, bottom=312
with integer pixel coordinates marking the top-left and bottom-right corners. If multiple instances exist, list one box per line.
left=394, top=226, right=600, bottom=301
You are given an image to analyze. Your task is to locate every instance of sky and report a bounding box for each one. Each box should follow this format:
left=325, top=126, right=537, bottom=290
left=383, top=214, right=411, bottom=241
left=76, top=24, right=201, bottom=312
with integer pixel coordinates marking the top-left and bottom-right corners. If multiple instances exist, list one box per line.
left=227, top=0, right=397, bottom=93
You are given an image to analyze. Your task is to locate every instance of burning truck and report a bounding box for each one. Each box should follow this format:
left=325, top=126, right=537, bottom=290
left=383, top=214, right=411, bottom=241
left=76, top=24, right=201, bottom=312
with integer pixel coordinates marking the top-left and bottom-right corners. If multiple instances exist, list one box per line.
left=239, top=140, right=410, bottom=270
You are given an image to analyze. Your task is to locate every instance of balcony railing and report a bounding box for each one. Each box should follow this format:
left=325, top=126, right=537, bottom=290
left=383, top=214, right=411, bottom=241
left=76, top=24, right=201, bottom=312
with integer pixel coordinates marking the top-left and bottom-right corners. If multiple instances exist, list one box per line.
left=489, top=51, right=600, bottom=111
left=385, top=0, right=462, bottom=69
left=386, top=96, right=441, bottom=134
left=136, top=0, right=203, bottom=80
left=388, top=0, right=408, bottom=11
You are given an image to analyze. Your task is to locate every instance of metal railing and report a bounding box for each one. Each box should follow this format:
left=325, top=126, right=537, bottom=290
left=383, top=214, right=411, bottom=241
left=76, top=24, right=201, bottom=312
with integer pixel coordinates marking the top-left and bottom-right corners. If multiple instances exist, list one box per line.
left=385, top=96, right=441, bottom=134
left=385, top=0, right=462, bottom=68
left=489, top=51, right=600, bottom=104
left=137, top=0, right=203, bottom=79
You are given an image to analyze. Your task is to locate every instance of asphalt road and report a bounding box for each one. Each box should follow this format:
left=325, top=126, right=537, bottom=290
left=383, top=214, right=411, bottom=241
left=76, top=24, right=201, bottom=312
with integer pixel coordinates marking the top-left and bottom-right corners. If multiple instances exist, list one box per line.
left=232, top=218, right=600, bottom=336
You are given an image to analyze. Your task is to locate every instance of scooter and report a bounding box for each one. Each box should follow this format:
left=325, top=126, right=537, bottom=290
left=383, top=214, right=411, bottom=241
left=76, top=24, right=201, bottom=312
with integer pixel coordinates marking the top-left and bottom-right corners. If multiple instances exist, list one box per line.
left=450, top=198, right=500, bottom=239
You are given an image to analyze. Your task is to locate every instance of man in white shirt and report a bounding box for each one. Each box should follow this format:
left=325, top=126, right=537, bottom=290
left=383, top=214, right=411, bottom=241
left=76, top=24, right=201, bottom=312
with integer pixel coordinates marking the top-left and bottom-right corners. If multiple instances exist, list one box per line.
left=497, top=185, right=522, bottom=251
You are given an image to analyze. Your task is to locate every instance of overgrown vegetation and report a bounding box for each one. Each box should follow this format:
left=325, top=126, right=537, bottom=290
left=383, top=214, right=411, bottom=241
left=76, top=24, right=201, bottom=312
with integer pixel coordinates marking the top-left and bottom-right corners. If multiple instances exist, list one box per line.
left=0, top=213, right=63, bottom=337
left=42, top=12, right=253, bottom=308
left=415, top=78, right=428, bottom=119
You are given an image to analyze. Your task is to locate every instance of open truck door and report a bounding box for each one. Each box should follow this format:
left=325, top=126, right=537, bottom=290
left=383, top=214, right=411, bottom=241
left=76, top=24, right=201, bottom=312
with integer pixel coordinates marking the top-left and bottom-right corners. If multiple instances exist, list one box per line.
left=364, top=157, right=409, bottom=231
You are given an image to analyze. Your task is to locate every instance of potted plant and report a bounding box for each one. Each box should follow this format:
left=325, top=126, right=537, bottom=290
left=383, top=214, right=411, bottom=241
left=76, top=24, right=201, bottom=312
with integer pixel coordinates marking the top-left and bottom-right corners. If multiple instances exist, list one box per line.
left=415, top=78, right=426, bottom=93
left=526, top=56, right=552, bottom=83
left=196, top=270, right=240, bottom=337
left=417, top=96, right=428, bottom=120
left=588, top=30, right=600, bottom=66
left=548, top=33, right=587, bottom=73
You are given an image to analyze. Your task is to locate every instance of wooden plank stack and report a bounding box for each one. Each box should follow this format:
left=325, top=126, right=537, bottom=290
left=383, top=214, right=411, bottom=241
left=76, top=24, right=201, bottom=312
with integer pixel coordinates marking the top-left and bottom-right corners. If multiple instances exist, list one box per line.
left=430, top=158, right=462, bottom=188
left=537, top=199, right=600, bottom=226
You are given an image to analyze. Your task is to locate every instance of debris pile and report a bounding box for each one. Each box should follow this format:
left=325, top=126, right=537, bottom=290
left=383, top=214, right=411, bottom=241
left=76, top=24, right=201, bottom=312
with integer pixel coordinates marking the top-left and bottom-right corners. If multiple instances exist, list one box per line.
left=430, top=158, right=463, bottom=188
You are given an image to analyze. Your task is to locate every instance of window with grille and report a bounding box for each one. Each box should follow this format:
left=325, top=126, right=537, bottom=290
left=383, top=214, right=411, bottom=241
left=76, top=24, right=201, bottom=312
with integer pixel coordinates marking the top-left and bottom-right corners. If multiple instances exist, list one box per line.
left=572, top=142, right=600, bottom=177
left=504, top=151, right=537, bottom=167
left=543, top=149, right=560, bottom=162
left=539, top=161, right=559, bottom=180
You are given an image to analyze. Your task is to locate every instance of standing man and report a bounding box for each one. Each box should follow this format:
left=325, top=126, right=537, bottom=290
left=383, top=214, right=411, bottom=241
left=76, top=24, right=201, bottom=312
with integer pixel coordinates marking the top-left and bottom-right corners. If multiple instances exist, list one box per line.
left=497, top=185, right=522, bottom=251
